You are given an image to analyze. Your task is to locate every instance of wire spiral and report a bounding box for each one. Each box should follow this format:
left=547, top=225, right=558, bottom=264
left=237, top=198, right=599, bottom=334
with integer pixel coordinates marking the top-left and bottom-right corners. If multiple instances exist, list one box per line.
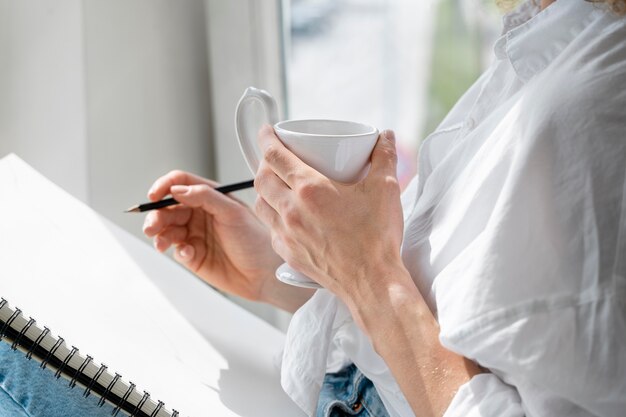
left=1, top=299, right=175, bottom=417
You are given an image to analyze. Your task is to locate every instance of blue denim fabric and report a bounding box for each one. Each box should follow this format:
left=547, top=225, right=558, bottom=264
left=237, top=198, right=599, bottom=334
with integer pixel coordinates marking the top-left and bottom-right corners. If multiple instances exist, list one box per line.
left=0, top=342, right=127, bottom=417
left=317, top=364, right=390, bottom=417
left=1, top=343, right=390, bottom=417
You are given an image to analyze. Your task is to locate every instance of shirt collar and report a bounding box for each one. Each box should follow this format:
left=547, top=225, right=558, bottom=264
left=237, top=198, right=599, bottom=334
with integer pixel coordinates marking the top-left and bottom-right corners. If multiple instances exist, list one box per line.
left=501, top=0, right=541, bottom=34
left=494, top=0, right=601, bottom=82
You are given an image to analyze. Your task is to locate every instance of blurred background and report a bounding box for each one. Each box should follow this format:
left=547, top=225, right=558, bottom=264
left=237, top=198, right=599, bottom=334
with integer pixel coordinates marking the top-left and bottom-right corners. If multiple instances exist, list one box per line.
left=0, top=0, right=505, bottom=330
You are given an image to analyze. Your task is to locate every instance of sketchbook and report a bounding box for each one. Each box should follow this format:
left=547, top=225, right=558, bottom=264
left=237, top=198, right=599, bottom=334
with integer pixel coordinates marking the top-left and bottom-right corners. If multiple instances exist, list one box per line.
left=0, top=154, right=303, bottom=417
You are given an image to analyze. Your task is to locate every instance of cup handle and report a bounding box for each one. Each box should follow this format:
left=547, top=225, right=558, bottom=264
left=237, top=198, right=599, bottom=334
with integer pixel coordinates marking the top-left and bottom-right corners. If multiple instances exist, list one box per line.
left=235, top=87, right=280, bottom=175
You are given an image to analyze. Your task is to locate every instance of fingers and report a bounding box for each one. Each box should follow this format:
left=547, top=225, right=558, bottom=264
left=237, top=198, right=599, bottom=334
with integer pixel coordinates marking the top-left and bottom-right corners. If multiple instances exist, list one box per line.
left=169, top=183, right=244, bottom=222
left=143, top=207, right=192, bottom=237
left=254, top=165, right=292, bottom=214
left=254, top=195, right=282, bottom=230
left=269, top=230, right=287, bottom=260
left=148, top=170, right=218, bottom=202
left=367, top=130, right=399, bottom=180
left=153, top=226, right=188, bottom=252
left=174, top=244, right=196, bottom=265
left=255, top=197, right=288, bottom=260
left=370, top=130, right=397, bottom=174
left=257, top=125, right=317, bottom=188
left=174, top=239, right=208, bottom=273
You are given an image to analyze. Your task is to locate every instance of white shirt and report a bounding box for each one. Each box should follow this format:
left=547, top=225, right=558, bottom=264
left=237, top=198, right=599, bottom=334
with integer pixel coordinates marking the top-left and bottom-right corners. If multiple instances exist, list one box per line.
left=281, top=1, right=626, bottom=416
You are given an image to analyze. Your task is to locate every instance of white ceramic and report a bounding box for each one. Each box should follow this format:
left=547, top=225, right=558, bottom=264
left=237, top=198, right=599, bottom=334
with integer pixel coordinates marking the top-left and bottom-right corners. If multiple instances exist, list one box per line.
left=235, top=86, right=379, bottom=289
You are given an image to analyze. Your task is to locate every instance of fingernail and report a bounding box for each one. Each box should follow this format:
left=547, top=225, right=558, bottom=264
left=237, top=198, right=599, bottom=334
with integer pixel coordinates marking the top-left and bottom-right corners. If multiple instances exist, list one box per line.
left=143, top=219, right=153, bottom=234
left=258, top=125, right=275, bottom=151
left=180, top=245, right=193, bottom=260
left=171, top=185, right=189, bottom=194
left=261, top=124, right=274, bottom=133
left=383, top=130, right=396, bottom=143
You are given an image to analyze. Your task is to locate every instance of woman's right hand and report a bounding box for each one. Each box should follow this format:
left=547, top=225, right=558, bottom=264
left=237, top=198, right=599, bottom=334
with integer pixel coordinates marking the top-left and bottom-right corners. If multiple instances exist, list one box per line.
left=142, top=170, right=313, bottom=312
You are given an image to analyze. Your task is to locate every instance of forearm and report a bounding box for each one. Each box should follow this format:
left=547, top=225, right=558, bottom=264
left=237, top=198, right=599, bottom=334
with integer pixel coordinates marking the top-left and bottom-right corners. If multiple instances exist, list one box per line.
left=350, top=265, right=483, bottom=417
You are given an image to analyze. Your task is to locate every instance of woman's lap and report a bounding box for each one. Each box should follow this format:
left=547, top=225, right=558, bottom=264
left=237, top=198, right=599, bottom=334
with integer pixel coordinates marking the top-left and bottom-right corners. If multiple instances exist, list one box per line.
left=1, top=342, right=387, bottom=417
left=0, top=342, right=126, bottom=417
left=317, top=363, right=390, bottom=417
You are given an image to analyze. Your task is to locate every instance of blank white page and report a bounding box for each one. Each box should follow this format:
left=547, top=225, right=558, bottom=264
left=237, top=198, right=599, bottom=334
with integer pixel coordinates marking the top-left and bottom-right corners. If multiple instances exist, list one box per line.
left=0, top=154, right=303, bottom=417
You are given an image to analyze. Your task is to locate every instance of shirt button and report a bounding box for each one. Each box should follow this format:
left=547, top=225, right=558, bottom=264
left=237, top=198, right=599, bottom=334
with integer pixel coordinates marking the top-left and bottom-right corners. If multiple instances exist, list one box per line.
left=464, top=117, right=476, bottom=130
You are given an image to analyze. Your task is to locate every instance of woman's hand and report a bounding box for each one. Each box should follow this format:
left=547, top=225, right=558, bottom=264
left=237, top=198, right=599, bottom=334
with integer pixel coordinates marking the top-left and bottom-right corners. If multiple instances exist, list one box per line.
left=143, top=170, right=314, bottom=312
left=254, top=126, right=483, bottom=416
left=253, top=125, right=410, bottom=319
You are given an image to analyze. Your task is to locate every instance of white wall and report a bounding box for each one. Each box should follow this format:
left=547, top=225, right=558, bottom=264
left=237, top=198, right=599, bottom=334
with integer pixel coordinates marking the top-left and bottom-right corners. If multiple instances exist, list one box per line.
left=0, top=0, right=213, bottom=239
left=82, top=0, right=213, bottom=236
left=0, top=1, right=89, bottom=201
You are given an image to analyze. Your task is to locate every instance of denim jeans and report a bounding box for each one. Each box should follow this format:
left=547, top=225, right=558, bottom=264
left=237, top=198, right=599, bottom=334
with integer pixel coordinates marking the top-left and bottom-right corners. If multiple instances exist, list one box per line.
left=0, top=342, right=127, bottom=417
left=1, top=342, right=389, bottom=417
left=317, top=363, right=390, bottom=417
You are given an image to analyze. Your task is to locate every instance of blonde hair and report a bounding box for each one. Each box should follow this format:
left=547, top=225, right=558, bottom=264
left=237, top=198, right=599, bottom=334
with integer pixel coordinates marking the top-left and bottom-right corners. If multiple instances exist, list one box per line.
left=591, top=0, right=626, bottom=14
left=496, top=0, right=626, bottom=14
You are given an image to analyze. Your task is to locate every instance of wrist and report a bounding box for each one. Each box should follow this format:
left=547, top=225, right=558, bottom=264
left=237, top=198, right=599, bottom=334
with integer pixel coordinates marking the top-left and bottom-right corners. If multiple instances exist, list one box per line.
left=346, top=261, right=433, bottom=345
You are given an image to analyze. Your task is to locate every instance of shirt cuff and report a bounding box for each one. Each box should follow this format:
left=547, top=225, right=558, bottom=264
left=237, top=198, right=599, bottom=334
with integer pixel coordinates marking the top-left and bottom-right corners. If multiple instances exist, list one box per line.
left=443, top=373, right=524, bottom=417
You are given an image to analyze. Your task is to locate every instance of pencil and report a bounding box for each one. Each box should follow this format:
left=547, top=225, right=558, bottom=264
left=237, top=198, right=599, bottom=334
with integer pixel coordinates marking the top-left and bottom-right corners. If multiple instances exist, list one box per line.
left=124, top=179, right=254, bottom=213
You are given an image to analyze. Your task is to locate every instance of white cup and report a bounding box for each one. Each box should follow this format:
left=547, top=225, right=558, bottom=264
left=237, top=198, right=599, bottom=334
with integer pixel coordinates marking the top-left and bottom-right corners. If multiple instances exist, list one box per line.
left=235, top=87, right=379, bottom=288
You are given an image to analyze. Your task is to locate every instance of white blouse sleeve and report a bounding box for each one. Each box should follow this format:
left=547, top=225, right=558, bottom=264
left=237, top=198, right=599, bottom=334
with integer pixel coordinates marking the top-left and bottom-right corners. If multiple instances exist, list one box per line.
left=444, top=374, right=524, bottom=417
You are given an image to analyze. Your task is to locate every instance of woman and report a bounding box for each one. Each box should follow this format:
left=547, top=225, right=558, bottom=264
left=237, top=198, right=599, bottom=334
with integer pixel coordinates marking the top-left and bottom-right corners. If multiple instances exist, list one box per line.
left=145, top=1, right=626, bottom=416
left=2, top=0, right=625, bottom=416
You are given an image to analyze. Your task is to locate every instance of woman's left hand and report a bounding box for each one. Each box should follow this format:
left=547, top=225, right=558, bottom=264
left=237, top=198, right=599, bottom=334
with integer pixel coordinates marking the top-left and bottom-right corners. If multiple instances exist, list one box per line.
left=253, top=124, right=407, bottom=310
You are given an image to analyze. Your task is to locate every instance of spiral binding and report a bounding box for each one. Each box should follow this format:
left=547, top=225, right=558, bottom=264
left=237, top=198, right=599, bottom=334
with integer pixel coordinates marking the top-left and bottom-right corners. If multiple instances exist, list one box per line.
left=26, top=326, right=49, bottom=360
left=131, top=391, right=151, bottom=417
left=0, top=308, right=21, bottom=341
left=55, top=346, right=78, bottom=379
left=41, top=336, right=64, bottom=370
left=113, top=382, right=136, bottom=416
left=99, top=373, right=121, bottom=407
left=70, top=355, right=92, bottom=388
left=0, top=298, right=178, bottom=417
left=150, top=401, right=165, bottom=417
left=84, top=363, right=107, bottom=398
left=11, top=317, right=35, bottom=350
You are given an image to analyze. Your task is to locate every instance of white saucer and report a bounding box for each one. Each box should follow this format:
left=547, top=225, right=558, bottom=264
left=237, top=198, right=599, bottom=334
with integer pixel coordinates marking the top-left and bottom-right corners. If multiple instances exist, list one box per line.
left=275, top=263, right=323, bottom=289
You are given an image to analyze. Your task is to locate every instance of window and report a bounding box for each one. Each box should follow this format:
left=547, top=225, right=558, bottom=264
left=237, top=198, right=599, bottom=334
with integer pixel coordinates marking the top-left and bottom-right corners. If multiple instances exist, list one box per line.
left=284, top=0, right=503, bottom=187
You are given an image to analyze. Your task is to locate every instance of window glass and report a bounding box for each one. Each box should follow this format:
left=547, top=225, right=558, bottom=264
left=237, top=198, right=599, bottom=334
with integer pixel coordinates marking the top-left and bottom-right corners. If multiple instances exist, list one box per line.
left=285, top=0, right=503, bottom=187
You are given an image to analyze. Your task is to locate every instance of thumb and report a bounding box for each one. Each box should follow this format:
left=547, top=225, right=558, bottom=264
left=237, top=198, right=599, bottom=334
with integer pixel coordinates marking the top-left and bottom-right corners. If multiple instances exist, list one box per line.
left=369, top=130, right=398, bottom=177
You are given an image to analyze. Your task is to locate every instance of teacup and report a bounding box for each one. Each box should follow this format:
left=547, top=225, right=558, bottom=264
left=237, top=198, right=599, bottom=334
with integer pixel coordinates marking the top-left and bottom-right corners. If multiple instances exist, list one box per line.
left=235, top=87, right=378, bottom=288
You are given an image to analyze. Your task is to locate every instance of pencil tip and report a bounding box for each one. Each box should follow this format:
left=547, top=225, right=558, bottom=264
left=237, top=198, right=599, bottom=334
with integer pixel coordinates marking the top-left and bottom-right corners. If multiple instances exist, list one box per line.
left=124, top=206, right=140, bottom=213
